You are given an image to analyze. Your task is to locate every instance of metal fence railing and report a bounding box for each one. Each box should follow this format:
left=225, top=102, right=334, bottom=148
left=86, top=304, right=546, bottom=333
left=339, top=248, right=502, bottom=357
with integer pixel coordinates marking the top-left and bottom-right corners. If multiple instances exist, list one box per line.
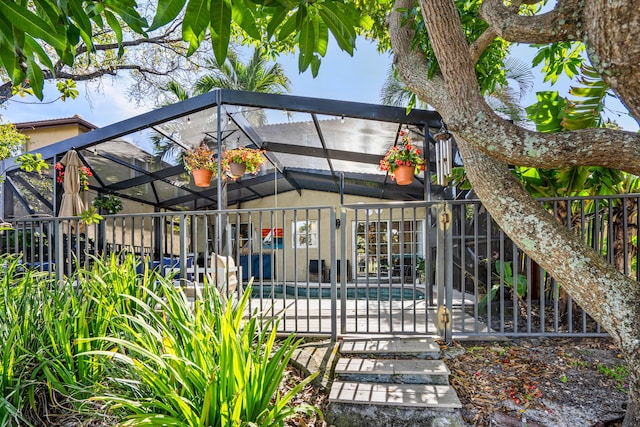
left=2, top=194, right=637, bottom=340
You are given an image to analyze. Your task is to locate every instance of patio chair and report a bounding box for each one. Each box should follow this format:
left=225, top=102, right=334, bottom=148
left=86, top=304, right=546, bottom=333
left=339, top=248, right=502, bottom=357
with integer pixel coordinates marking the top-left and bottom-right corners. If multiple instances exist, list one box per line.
left=208, top=254, right=240, bottom=295
left=309, top=259, right=329, bottom=282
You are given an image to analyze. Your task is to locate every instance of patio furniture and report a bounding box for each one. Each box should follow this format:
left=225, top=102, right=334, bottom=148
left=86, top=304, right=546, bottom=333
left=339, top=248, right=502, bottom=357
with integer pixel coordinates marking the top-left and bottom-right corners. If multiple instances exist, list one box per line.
left=309, top=259, right=329, bottom=282
left=209, top=254, right=240, bottom=295
left=239, top=253, right=273, bottom=280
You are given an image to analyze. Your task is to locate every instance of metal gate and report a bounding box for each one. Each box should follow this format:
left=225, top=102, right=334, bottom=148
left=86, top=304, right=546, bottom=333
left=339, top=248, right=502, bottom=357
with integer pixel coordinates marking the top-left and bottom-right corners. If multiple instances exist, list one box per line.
left=339, top=195, right=636, bottom=342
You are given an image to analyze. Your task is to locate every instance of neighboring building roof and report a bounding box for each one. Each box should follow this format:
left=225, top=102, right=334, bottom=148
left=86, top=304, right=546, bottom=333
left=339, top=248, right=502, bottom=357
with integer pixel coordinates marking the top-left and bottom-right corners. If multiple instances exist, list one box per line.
left=14, top=115, right=98, bottom=132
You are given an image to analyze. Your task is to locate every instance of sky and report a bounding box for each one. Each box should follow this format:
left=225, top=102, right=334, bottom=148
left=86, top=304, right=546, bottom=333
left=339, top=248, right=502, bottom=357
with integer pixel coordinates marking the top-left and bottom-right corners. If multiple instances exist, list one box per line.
left=0, top=38, right=393, bottom=128
left=1, top=37, right=638, bottom=133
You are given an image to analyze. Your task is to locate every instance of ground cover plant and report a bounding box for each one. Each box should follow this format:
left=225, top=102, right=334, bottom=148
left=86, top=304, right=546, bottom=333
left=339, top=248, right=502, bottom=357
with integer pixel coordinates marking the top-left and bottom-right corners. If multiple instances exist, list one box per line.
left=0, top=253, right=318, bottom=426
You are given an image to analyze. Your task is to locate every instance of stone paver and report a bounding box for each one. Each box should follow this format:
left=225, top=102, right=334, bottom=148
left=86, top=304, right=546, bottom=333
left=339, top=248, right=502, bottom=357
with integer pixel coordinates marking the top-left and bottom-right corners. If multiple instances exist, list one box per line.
left=330, top=381, right=462, bottom=409
left=334, top=357, right=450, bottom=384
left=340, top=337, right=441, bottom=359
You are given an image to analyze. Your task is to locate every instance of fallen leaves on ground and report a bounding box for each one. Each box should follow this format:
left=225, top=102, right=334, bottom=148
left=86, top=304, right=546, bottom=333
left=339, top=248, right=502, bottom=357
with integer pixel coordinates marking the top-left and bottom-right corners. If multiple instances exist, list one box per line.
left=442, top=338, right=628, bottom=426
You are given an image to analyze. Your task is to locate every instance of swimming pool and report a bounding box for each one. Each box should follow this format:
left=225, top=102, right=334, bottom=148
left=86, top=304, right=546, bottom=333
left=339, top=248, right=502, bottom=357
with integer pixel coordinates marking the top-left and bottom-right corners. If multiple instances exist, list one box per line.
left=249, top=283, right=426, bottom=300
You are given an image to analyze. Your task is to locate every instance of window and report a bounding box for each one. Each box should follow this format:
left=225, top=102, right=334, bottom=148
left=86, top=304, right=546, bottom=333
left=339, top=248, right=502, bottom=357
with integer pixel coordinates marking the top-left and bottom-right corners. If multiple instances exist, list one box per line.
left=353, top=220, right=424, bottom=278
left=292, top=220, right=318, bottom=248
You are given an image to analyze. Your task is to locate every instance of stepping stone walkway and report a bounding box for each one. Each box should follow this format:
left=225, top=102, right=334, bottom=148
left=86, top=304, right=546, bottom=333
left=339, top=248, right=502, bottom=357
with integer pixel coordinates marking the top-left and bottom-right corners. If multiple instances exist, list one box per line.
left=327, top=336, right=464, bottom=427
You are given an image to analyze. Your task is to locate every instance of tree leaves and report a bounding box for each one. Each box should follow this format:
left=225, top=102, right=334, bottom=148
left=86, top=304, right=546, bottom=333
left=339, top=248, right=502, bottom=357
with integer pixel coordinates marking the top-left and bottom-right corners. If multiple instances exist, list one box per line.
left=317, top=1, right=355, bottom=55
left=525, top=91, right=566, bottom=133
left=531, top=42, right=585, bottom=85
left=0, top=0, right=67, bottom=52
left=210, top=0, right=232, bottom=64
left=231, top=0, right=260, bottom=39
left=0, top=0, right=361, bottom=99
left=150, top=0, right=187, bottom=31
left=0, top=0, right=148, bottom=99
left=183, top=0, right=210, bottom=56
left=522, top=65, right=634, bottom=200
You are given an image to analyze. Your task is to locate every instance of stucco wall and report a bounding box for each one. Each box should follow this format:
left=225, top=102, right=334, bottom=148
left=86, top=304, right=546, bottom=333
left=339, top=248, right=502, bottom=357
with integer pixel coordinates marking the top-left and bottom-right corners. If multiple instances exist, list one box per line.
left=22, top=124, right=87, bottom=152
left=226, top=189, right=429, bottom=282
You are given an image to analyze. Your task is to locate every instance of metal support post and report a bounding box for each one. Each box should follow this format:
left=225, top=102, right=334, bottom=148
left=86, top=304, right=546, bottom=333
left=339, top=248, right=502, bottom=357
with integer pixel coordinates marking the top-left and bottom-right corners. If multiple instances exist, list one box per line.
left=330, top=208, right=338, bottom=341
left=435, top=202, right=453, bottom=343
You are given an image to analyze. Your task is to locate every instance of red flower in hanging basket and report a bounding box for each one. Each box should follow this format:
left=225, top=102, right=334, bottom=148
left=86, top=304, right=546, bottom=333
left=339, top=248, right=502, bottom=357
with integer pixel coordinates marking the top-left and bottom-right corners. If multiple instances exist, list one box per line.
left=379, top=130, right=425, bottom=178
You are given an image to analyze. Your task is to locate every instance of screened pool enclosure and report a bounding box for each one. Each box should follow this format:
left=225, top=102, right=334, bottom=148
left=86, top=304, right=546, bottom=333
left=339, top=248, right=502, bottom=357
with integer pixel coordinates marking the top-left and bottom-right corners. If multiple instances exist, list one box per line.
left=2, top=90, right=636, bottom=341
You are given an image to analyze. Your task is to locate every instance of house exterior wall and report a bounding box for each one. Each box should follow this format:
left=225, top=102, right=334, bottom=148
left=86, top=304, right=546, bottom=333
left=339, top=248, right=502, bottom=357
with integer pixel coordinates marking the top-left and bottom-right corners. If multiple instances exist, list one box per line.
left=230, top=189, right=428, bottom=282
left=23, top=125, right=87, bottom=152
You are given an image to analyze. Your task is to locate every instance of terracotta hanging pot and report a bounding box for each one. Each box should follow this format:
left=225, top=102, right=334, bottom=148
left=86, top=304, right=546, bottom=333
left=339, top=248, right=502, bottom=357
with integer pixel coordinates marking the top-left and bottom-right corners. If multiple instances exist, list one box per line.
left=229, top=161, right=247, bottom=178
left=393, top=164, right=415, bottom=185
left=192, top=169, right=213, bottom=187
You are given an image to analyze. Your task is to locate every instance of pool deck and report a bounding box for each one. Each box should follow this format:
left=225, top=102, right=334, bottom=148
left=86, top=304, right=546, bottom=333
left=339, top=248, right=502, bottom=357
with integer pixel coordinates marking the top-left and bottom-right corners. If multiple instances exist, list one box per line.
left=220, top=282, right=491, bottom=336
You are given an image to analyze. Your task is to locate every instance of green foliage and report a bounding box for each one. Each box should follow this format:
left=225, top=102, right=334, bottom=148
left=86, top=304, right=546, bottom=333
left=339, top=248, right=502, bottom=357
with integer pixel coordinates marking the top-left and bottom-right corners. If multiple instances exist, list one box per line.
left=522, top=65, right=637, bottom=201
left=597, top=363, right=629, bottom=393
left=80, top=206, right=103, bottom=225
left=137, top=0, right=359, bottom=77
left=525, top=91, right=567, bottom=133
left=392, top=0, right=511, bottom=95
left=93, top=193, right=124, bottom=214
left=15, top=153, right=49, bottom=174
left=0, top=123, right=28, bottom=161
left=89, top=281, right=319, bottom=426
left=197, top=48, right=291, bottom=94
left=0, top=0, right=147, bottom=100
left=0, top=0, right=558, bottom=103
left=55, top=79, right=80, bottom=101
left=0, top=253, right=318, bottom=425
left=478, top=260, right=528, bottom=313
left=0, top=254, right=141, bottom=425
left=532, top=42, right=585, bottom=85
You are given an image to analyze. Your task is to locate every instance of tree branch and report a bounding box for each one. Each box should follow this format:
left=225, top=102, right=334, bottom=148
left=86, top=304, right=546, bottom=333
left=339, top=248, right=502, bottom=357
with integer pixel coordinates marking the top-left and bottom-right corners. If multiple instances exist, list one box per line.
left=469, top=28, right=497, bottom=64
left=469, top=0, right=525, bottom=63
left=480, top=0, right=583, bottom=44
left=50, top=64, right=179, bottom=82
left=457, top=109, right=640, bottom=176
left=75, top=27, right=184, bottom=56
left=387, top=0, right=448, bottom=107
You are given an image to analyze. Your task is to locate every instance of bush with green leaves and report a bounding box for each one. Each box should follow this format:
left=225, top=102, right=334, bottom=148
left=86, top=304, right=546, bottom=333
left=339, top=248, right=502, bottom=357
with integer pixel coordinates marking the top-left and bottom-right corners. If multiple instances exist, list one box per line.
left=0, top=254, right=163, bottom=425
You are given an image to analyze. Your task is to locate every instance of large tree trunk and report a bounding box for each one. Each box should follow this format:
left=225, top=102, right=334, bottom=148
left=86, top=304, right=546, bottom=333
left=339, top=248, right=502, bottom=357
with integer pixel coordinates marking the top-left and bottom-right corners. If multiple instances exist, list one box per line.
left=388, top=1, right=640, bottom=424
left=459, top=139, right=640, bottom=427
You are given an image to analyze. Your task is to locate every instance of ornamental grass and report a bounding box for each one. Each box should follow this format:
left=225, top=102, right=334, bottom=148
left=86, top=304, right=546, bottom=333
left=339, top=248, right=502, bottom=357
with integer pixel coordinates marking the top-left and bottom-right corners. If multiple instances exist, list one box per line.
left=0, top=253, right=319, bottom=426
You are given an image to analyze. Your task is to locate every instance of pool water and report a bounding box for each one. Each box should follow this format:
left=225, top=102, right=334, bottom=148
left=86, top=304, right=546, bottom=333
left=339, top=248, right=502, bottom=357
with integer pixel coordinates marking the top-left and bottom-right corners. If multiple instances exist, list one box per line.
left=249, top=284, right=425, bottom=300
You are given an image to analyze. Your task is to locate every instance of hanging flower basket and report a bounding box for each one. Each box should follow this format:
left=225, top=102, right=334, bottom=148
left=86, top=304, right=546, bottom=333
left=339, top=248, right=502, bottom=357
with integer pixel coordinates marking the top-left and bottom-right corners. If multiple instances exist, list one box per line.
left=379, top=130, right=425, bottom=185
left=192, top=169, right=214, bottom=187
left=223, top=146, right=266, bottom=180
left=393, top=164, right=416, bottom=185
left=229, top=161, right=247, bottom=178
left=183, top=143, right=222, bottom=187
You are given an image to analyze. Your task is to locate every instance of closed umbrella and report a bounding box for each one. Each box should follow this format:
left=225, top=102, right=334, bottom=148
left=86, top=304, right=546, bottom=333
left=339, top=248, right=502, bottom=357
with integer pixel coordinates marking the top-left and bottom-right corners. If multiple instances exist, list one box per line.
left=58, top=150, right=85, bottom=217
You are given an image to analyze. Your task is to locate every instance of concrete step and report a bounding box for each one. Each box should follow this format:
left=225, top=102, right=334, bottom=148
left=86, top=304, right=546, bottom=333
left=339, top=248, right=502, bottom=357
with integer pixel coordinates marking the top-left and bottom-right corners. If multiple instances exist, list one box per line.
left=339, top=336, right=440, bottom=359
left=334, top=357, right=450, bottom=385
left=329, top=381, right=462, bottom=409
left=327, top=381, right=463, bottom=427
